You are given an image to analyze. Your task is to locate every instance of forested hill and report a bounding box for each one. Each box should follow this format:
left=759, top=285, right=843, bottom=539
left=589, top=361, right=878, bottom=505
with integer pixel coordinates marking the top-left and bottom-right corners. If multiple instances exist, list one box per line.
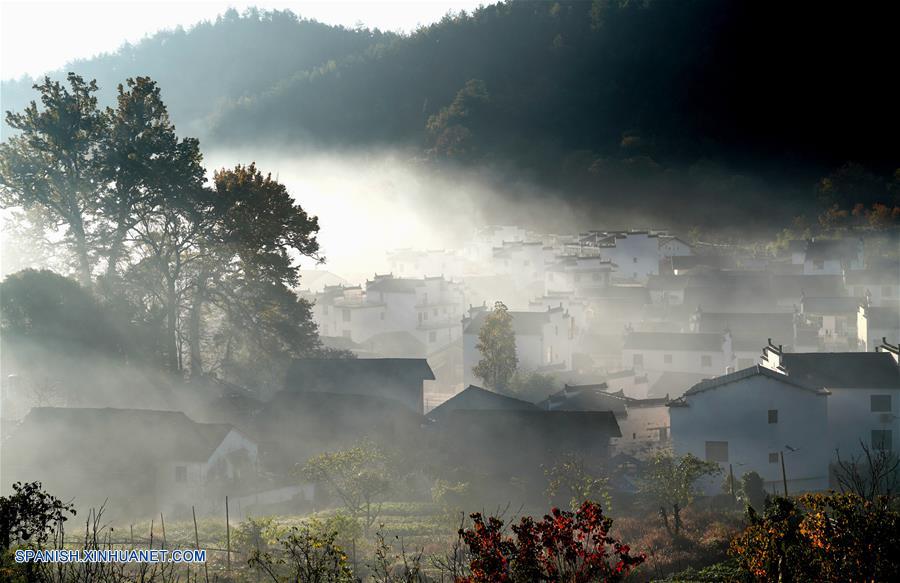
left=2, top=1, right=898, bottom=229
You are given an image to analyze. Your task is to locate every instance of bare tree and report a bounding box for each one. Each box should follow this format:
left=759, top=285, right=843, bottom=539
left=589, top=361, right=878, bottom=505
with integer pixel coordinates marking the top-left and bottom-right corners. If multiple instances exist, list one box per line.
left=834, top=441, right=900, bottom=501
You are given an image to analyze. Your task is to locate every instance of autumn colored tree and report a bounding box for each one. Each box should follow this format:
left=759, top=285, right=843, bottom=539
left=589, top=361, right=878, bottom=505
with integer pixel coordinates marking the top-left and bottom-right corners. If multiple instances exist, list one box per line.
left=730, top=493, right=900, bottom=582
left=473, top=301, right=518, bottom=392
left=457, top=501, right=644, bottom=582
left=544, top=454, right=611, bottom=512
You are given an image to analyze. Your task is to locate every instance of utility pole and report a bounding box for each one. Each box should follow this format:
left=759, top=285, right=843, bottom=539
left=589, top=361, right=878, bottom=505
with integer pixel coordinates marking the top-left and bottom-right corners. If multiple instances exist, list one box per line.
left=729, top=463, right=736, bottom=500
left=780, top=451, right=788, bottom=496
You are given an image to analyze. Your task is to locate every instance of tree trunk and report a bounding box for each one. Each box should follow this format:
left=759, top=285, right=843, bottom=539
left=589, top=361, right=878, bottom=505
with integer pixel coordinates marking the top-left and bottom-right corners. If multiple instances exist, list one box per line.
left=71, top=218, right=92, bottom=288
left=188, top=267, right=209, bottom=380
left=166, top=278, right=179, bottom=373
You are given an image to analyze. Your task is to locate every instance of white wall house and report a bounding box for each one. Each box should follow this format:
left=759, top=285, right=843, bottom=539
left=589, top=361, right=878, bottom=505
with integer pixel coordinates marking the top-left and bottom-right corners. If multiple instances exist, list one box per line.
left=544, top=255, right=614, bottom=294
left=622, top=331, right=734, bottom=377
left=858, top=305, right=900, bottom=352
left=761, top=347, right=900, bottom=460
left=845, top=270, right=900, bottom=307
left=658, top=236, right=693, bottom=259
left=312, top=275, right=466, bottom=355
left=801, top=238, right=864, bottom=275
left=596, top=231, right=662, bottom=283
left=463, top=307, right=573, bottom=387
left=669, top=366, right=831, bottom=494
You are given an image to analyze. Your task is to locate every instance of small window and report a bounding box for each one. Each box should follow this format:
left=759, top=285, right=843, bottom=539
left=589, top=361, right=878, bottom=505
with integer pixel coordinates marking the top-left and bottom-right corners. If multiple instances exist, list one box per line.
left=705, top=441, right=728, bottom=462
left=433, top=308, right=438, bottom=316
left=871, top=395, right=892, bottom=413
left=428, top=331, right=437, bottom=343
left=633, top=353, right=644, bottom=366
left=768, top=409, right=778, bottom=424
left=342, top=309, right=351, bottom=322
left=769, top=453, right=779, bottom=464
left=664, top=354, right=673, bottom=364
left=555, top=325, right=559, bottom=336
left=175, top=466, right=187, bottom=483
left=872, top=430, right=893, bottom=451
left=701, top=355, right=712, bottom=367
left=633, top=257, right=638, bottom=263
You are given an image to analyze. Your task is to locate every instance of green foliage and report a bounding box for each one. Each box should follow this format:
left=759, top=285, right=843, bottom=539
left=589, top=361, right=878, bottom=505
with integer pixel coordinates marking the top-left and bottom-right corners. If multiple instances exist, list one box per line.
left=472, top=301, right=518, bottom=392
left=506, top=369, right=558, bottom=402
left=544, top=454, right=611, bottom=512
left=249, top=521, right=356, bottom=583
left=301, top=441, right=396, bottom=534
left=639, top=453, right=721, bottom=537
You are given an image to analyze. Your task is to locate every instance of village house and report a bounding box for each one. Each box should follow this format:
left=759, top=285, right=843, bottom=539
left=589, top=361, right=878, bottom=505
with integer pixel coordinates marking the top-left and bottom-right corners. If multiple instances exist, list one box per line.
left=462, top=307, right=573, bottom=387
left=761, top=345, right=900, bottom=459
left=594, top=231, right=663, bottom=283
left=491, top=241, right=554, bottom=294
left=845, top=269, right=900, bottom=306
left=771, top=273, right=846, bottom=308
left=544, top=254, right=615, bottom=294
left=622, top=331, right=734, bottom=377
left=799, top=295, right=862, bottom=351
left=795, top=238, right=865, bottom=275
left=1, top=407, right=258, bottom=518
left=311, top=274, right=467, bottom=356
left=432, top=409, right=621, bottom=500
left=669, top=366, right=831, bottom=494
left=690, top=309, right=796, bottom=370
left=858, top=304, right=900, bottom=352
left=647, top=274, right=689, bottom=305
left=657, top=235, right=694, bottom=260
left=539, top=384, right=670, bottom=458
left=426, top=384, right=539, bottom=422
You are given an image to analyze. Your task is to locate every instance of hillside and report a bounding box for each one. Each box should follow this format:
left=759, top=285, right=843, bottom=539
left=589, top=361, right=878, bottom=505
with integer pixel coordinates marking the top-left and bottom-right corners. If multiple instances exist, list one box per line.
left=2, top=1, right=897, bottom=230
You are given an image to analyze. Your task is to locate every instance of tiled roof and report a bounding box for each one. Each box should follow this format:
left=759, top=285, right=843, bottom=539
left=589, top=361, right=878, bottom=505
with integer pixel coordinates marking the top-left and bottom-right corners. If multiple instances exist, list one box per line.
left=683, top=365, right=828, bottom=397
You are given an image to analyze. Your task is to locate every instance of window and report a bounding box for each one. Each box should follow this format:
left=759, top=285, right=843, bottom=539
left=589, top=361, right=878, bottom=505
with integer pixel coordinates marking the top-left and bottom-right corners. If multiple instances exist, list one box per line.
left=664, top=354, right=673, bottom=364
left=633, top=353, right=644, bottom=366
left=705, top=441, right=729, bottom=462
left=768, top=409, right=778, bottom=424
left=769, top=453, right=779, bottom=464
left=429, top=331, right=437, bottom=343
left=555, top=325, right=559, bottom=336
left=701, top=355, right=712, bottom=367
left=342, top=309, right=351, bottom=322
left=175, top=466, right=187, bottom=483
left=871, top=395, right=892, bottom=412
left=633, top=257, right=638, bottom=263
left=872, top=430, right=893, bottom=451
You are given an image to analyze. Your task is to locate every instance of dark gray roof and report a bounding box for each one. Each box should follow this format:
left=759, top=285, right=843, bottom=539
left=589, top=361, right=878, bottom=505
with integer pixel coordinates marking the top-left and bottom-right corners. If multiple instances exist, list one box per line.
left=648, top=371, right=711, bottom=398
left=801, top=296, right=862, bottom=314
left=779, top=352, right=900, bottom=389
left=428, top=385, right=539, bottom=420
left=845, top=269, right=900, bottom=285
left=772, top=274, right=845, bottom=298
left=9, top=407, right=237, bottom=462
left=862, top=306, right=900, bottom=328
left=695, top=312, right=794, bottom=342
left=624, top=332, right=725, bottom=352
left=683, top=366, right=828, bottom=397
left=804, top=238, right=860, bottom=262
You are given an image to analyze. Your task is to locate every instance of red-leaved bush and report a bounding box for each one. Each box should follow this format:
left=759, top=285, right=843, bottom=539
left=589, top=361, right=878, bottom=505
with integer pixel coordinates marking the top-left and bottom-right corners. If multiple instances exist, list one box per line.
left=457, top=501, right=645, bottom=582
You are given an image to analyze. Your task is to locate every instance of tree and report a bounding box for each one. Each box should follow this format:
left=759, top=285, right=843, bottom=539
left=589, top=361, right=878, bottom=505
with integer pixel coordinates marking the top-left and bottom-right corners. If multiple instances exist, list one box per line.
left=730, top=493, right=900, bottom=582
left=249, top=522, right=356, bottom=583
left=189, top=163, right=321, bottom=379
left=544, top=454, right=611, bottom=512
left=834, top=441, right=900, bottom=502
left=472, top=301, right=518, bottom=392
left=638, top=453, right=720, bottom=537
left=737, top=471, right=768, bottom=514
left=300, top=441, right=394, bottom=535
left=98, top=76, right=201, bottom=286
left=0, top=74, right=106, bottom=286
left=0, top=269, right=126, bottom=359
left=0, top=482, right=74, bottom=551
left=458, top=501, right=645, bottom=582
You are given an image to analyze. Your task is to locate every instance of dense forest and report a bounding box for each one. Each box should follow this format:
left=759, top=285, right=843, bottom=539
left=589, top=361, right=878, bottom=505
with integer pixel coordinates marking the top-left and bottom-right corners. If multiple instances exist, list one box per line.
left=2, top=0, right=898, bottom=228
